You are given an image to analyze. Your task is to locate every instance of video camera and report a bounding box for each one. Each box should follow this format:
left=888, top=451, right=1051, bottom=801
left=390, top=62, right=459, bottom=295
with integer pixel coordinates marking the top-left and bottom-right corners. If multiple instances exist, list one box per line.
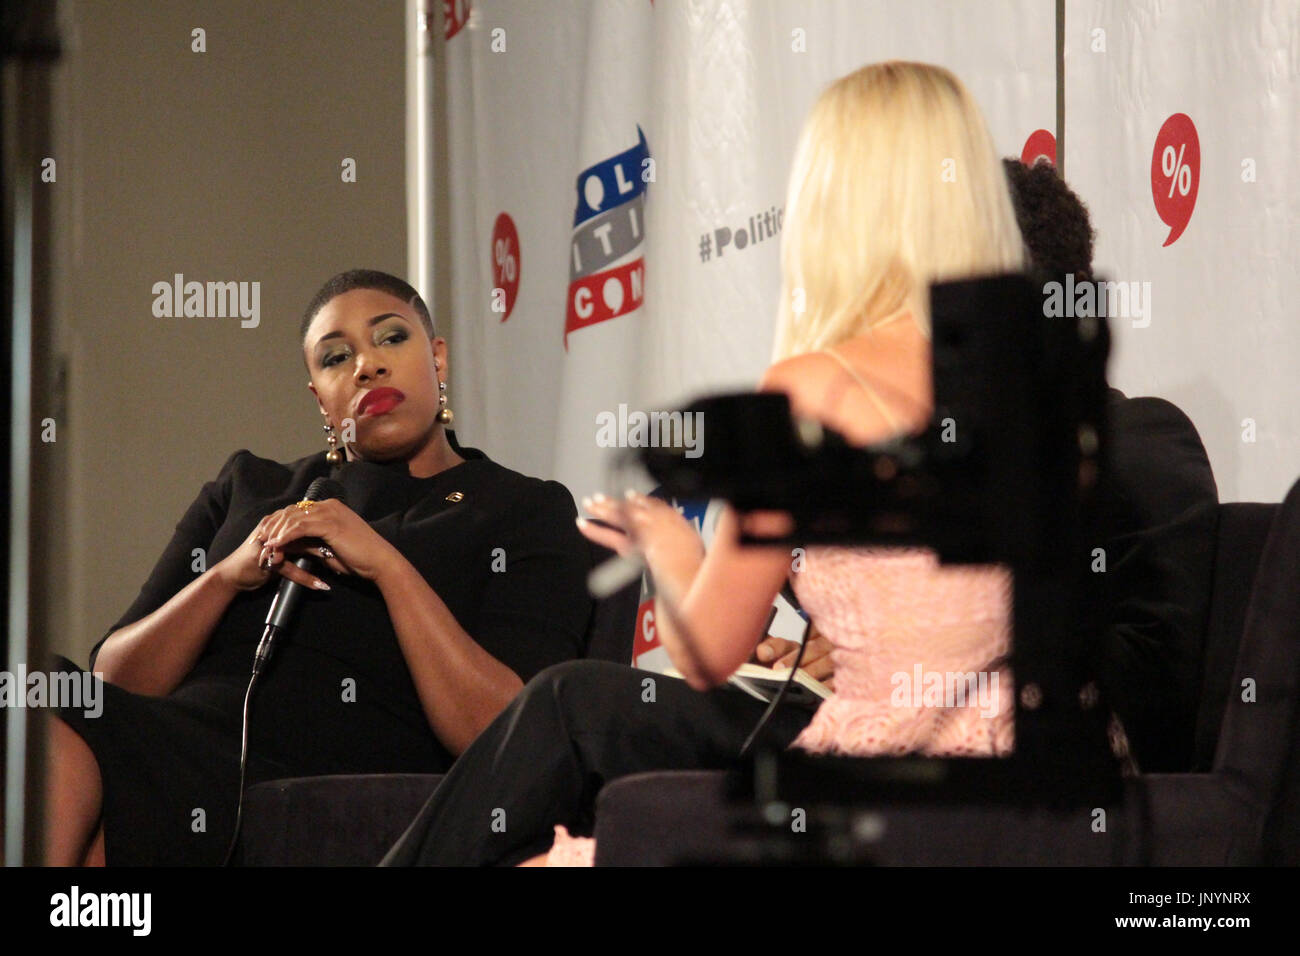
left=638, top=274, right=1125, bottom=829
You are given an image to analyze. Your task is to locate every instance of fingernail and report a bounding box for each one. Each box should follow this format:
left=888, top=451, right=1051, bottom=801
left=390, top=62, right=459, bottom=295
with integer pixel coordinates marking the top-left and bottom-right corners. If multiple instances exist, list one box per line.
left=314, top=580, right=331, bottom=591
left=624, top=488, right=637, bottom=500
left=756, top=646, right=772, bottom=661
left=592, top=492, right=607, bottom=502
left=773, top=661, right=788, bottom=670
left=581, top=496, right=593, bottom=509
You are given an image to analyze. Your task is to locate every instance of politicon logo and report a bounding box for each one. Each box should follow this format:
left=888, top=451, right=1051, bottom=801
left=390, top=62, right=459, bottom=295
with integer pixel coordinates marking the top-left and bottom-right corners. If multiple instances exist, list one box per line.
left=564, top=127, right=652, bottom=347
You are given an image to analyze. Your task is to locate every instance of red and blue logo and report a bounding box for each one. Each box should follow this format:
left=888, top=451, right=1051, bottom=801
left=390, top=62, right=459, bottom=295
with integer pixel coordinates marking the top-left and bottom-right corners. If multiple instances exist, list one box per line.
left=564, top=127, right=651, bottom=347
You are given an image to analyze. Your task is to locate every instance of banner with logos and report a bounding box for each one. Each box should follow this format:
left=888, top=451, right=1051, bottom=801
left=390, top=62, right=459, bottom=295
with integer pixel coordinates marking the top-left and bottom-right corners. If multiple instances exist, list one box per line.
left=438, top=0, right=1056, bottom=665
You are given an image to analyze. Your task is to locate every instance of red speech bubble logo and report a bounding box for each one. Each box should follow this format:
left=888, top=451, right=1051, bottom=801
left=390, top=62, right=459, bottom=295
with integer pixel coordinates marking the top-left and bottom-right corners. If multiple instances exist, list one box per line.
left=1151, top=113, right=1200, bottom=246
left=444, top=0, right=472, bottom=39
left=491, top=213, right=520, bottom=322
left=1021, top=129, right=1057, bottom=167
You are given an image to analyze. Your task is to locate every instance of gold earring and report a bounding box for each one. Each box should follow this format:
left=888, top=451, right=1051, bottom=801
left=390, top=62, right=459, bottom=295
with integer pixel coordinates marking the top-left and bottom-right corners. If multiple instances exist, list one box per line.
left=437, top=380, right=453, bottom=425
left=323, top=420, right=343, bottom=463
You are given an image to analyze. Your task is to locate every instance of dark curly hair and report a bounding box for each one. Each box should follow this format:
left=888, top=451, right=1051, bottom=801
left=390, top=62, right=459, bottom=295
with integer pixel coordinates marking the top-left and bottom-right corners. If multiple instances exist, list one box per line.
left=300, top=269, right=434, bottom=342
left=1002, top=158, right=1095, bottom=281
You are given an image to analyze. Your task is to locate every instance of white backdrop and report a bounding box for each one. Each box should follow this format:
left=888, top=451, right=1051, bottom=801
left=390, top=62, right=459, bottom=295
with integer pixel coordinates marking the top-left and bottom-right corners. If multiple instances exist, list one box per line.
left=1064, top=0, right=1300, bottom=503
left=439, top=0, right=1056, bottom=496
left=435, top=0, right=1297, bottom=665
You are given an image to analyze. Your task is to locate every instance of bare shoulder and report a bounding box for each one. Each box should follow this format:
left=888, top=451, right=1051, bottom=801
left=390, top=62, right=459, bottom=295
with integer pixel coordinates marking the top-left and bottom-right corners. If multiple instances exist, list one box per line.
left=758, top=352, right=841, bottom=406
left=758, top=346, right=918, bottom=445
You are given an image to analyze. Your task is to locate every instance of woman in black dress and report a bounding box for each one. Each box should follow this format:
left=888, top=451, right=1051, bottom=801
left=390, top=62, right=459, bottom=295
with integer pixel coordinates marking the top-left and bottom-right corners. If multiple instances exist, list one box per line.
left=45, top=269, right=592, bottom=865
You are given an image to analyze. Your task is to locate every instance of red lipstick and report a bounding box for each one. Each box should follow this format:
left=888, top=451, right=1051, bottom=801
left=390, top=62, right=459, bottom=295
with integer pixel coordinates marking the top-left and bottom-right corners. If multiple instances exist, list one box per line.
left=357, top=387, right=405, bottom=417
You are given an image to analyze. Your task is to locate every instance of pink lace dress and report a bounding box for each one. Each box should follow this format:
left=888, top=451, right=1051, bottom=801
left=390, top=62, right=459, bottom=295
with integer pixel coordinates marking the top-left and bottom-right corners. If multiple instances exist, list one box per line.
left=787, top=546, right=1015, bottom=756
left=546, top=546, right=1015, bottom=865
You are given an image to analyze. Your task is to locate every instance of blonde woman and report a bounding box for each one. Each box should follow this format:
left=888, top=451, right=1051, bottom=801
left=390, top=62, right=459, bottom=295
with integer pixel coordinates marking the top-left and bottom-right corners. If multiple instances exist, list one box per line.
left=382, top=61, right=1027, bottom=867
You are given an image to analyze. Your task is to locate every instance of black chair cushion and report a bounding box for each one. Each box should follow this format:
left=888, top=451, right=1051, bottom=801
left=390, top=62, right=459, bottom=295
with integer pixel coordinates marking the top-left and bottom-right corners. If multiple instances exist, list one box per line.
left=1214, top=477, right=1300, bottom=859
left=1193, top=502, right=1277, bottom=770
left=1090, top=391, right=1219, bottom=772
left=239, top=773, right=442, bottom=866
left=592, top=769, right=1261, bottom=865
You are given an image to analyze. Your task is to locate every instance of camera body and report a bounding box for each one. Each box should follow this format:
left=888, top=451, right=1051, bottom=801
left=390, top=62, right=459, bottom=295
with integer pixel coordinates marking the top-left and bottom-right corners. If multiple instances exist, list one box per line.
left=640, top=274, right=1122, bottom=811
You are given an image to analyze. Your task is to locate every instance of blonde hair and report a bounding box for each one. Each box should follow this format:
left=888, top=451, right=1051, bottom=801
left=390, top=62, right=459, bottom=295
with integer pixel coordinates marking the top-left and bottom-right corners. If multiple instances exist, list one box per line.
left=772, top=62, right=1026, bottom=361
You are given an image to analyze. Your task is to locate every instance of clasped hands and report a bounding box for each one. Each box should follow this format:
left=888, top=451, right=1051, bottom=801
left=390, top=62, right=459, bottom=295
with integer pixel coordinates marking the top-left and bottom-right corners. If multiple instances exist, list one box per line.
left=215, top=498, right=400, bottom=593
left=576, top=491, right=834, bottom=688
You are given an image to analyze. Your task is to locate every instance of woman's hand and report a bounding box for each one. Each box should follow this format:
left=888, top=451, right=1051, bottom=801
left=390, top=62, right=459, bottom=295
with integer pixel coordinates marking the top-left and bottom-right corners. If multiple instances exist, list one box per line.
left=213, top=513, right=330, bottom=593
left=753, top=623, right=836, bottom=690
left=214, top=499, right=400, bottom=593
left=577, top=491, right=705, bottom=593
left=256, top=498, right=402, bottom=584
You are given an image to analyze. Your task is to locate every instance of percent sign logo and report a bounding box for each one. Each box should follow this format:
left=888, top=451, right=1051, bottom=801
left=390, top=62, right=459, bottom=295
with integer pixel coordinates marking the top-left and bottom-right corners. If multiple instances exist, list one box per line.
left=1150, top=113, right=1200, bottom=247
left=491, top=212, right=520, bottom=322
left=1020, top=129, right=1057, bottom=167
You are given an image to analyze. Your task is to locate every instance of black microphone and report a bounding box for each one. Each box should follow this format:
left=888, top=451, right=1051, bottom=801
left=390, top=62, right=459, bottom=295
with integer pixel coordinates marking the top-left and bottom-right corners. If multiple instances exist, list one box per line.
left=226, top=475, right=348, bottom=865
left=255, top=476, right=347, bottom=673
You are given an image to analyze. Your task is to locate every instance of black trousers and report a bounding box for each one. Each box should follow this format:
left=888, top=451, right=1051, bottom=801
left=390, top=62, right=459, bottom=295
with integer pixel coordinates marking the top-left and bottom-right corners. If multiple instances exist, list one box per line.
left=380, top=659, right=815, bottom=866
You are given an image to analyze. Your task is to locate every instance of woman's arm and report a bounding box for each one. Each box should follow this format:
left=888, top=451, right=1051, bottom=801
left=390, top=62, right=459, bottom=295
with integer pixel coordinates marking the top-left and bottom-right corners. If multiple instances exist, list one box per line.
left=654, top=505, right=794, bottom=689
left=374, top=561, right=524, bottom=756
left=95, top=511, right=333, bottom=696
left=259, top=493, right=581, bottom=758
left=93, top=566, right=242, bottom=696
left=91, top=450, right=249, bottom=695
left=659, top=353, right=898, bottom=686
left=582, top=494, right=790, bottom=690
left=375, top=482, right=590, bottom=754
left=580, top=356, right=861, bottom=690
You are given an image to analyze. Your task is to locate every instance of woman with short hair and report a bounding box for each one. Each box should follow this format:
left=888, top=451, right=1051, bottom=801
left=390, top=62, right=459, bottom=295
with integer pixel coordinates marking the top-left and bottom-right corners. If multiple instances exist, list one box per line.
left=45, top=269, right=593, bottom=865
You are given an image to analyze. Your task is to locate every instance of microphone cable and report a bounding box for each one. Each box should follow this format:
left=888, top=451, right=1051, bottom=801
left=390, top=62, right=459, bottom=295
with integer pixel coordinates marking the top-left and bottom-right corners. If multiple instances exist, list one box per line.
left=222, top=475, right=342, bottom=866
left=739, top=584, right=810, bottom=758
left=221, top=638, right=269, bottom=867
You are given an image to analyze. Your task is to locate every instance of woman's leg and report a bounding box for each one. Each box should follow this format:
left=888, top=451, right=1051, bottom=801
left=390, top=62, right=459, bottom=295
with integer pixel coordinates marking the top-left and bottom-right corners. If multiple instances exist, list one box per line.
left=43, top=714, right=105, bottom=866
left=84, top=825, right=107, bottom=866
left=381, top=658, right=812, bottom=866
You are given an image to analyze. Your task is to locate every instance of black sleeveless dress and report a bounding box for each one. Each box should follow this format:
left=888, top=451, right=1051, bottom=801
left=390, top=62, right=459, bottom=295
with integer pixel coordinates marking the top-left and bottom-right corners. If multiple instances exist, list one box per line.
left=52, top=433, right=592, bottom=865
